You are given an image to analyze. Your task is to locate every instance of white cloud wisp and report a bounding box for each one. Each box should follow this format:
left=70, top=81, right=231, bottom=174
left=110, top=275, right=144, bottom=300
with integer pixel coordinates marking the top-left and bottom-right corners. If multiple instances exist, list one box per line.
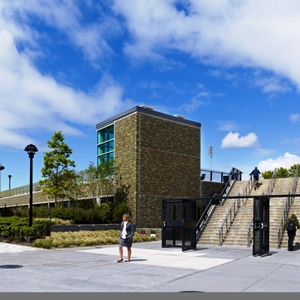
left=0, top=29, right=130, bottom=149
left=258, top=152, right=300, bottom=172
left=221, top=132, right=259, bottom=149
left=113, top=0, right=300, bottom=90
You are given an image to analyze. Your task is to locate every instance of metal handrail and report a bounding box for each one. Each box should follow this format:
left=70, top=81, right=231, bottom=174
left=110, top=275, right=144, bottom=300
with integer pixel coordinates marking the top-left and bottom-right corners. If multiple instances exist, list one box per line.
left=196, top=167, right=242, bottom=240
left=241, top=178, right=252, bottom=205
left=277, top=164, right=299, bottom=248
left=219, top=193, right=241, bottom=245
left=246, top=168, right=277, bottom=247
left=266, top=168, right=277, bottom=195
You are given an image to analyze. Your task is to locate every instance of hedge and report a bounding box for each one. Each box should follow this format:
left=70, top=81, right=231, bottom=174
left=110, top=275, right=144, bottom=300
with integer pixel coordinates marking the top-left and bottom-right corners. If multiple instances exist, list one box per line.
left=0, top=217, right=52, bottom=240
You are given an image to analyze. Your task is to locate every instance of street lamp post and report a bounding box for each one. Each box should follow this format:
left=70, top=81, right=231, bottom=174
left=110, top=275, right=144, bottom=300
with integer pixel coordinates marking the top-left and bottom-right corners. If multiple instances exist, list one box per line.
left=0, top=164, right=5, bottom=192
left=8, top=175, right=12, bottom=190
left=208, top=145, right=214, bottom=181
left=24, top=144, right=38, bottom=227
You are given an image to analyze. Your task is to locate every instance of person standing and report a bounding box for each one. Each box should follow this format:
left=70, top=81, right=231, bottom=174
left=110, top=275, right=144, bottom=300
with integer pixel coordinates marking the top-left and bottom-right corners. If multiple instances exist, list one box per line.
left=249, top=167, right=261, bottom=190
left=118, top=213, right=135, bottom=262
left=283, top=214, right=300, bottom=251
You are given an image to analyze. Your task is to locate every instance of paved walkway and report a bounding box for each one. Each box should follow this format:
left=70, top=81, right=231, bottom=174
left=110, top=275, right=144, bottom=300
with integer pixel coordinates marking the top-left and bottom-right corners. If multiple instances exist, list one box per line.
left=0, top=240, right=300, bottom=294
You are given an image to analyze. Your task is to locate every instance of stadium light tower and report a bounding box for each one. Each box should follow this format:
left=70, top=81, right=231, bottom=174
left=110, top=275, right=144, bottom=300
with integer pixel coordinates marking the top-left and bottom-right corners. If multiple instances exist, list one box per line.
left=208, top=145, right=214, bottom=171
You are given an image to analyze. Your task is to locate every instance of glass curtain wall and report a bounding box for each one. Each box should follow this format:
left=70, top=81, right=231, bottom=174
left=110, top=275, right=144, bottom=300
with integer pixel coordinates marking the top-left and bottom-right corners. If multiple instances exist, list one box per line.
left=97, top=124, right=114, bottom=166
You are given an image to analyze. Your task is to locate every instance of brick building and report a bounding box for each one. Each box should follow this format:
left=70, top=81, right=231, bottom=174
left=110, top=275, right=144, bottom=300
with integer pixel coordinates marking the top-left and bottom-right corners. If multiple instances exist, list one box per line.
left=96, top=106, right=201, bottom=228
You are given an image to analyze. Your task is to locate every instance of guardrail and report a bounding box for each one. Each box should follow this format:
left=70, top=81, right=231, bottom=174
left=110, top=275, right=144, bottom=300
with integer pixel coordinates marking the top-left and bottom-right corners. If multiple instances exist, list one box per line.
left=196, top=167, right=241, bottom=240
left=0, top=182, right=43, bottom=198
left=277, top=165, right=299, bottom=248
left=241, top=178, right=252, bottom=206
left=219, top=193, right=241, bottom=246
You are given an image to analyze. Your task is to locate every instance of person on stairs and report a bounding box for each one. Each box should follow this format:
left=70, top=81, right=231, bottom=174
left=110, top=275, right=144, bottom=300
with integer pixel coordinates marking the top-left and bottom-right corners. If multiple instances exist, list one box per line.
left=249, top=167, right=261, bottom=190
left=283, top=214, right=300, bottom=251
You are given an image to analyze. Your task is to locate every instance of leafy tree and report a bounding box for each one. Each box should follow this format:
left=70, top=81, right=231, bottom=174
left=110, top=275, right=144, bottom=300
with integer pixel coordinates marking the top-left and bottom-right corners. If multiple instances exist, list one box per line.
left=261, top=164, right=300, bottom=179
left=39, top=131, right=77, bottom=205
left=276, top=167, right=289, bottom=178
left=261, top=170, right=274, bottom=179
left=288, top=164, right=300, bottom=177
left=84, top=160, right=120, bottom=203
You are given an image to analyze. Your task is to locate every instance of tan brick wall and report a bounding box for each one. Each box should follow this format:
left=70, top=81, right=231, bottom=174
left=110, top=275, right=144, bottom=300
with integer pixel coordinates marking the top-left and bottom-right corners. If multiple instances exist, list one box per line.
left=114, top=113, right=139, bottom=223
left=200, top=181, right=225, bottom=198
left=137, top=113, right=201, bottom=227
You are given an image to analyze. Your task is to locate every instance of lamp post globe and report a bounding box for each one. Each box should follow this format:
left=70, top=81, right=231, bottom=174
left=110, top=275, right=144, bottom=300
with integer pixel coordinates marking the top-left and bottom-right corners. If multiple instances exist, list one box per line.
left=24, top=144, right=38, bottom=227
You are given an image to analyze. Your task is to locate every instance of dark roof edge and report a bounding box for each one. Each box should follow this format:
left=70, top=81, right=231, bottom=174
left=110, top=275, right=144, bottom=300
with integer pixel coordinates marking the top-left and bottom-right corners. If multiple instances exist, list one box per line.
left=96, top=106, right=201, bottom=129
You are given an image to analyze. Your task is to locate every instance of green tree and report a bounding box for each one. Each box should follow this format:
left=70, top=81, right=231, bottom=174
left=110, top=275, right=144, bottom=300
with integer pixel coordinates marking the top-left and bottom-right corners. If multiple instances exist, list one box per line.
left=39, top=131, right=77, bottom=205
left=84, top=160, right=120, bottom=203
left=261, top=170, right=274, bottom=179
left=288, top=164, right=300, bottom=177
left=276, top=167, right=289, bottom=178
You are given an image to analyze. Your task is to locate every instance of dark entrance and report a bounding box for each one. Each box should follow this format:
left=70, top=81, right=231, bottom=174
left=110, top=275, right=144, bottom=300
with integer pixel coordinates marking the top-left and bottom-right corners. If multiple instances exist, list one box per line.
left=253, top=196, right=270, bottom=256
left=162, top=199, right=196, bottom=251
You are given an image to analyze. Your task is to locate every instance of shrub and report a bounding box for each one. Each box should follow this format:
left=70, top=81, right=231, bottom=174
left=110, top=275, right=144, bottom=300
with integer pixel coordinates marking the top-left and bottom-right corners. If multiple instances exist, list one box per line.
left=111, top=203, right=129, bottom=223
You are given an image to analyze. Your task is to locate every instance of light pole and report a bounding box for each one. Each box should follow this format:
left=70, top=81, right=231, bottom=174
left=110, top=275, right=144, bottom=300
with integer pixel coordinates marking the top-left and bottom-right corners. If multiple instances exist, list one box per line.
left=24, top=144, right=38, bottom=227
left=208, top=145, right=214, bottom=181
left=0, top=164, right=5, bottom=192
left=8, top=175, right=12, bottom=190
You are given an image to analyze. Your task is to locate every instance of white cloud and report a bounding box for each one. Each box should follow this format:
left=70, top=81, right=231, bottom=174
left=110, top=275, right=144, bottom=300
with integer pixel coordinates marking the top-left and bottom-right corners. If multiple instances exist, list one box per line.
left=289, top=113, right=300, bottom=122
left=258, top=152, right=300, bottom=172
left=221, top=132, right=260, bottom=148
left=252, top=148, right=275, bottom=158
left=217, top=121, right=238, bottom=132
left=180, top=91, right=208, bottom=113
left=1, top=0, right=120, bottom=63
left=0, top=29, right=132, bottom=149
left=253, top=76, right=292, bottom=94
left=282, top=137, right=300, bottom=145
left=113, top=0, right=300, bottom=90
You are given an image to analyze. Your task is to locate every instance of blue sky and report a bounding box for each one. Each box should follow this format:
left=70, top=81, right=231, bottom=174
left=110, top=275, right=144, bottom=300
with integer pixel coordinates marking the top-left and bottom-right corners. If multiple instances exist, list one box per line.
left=0, top=0, right=300, bottom=190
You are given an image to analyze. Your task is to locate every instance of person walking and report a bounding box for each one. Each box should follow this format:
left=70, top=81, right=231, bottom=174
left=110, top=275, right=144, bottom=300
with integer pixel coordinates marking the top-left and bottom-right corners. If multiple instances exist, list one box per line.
left=118, top=213, right=135, bottom=262
left=283, top=214, right=300, bottom=251
left=249, top=167, right=261, bottom=190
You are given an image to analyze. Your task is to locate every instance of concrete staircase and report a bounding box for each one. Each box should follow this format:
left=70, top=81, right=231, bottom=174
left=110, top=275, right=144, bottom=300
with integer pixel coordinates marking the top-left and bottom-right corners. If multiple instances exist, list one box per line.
left=269, top=178, right=294, bottom=248
left=222, top=179, right=270, bottom=247
left=197, top=180, right=249, bottom=245
left=197, top=177, right=297, bottom=248
left=280, top=181, right=300, bottom=249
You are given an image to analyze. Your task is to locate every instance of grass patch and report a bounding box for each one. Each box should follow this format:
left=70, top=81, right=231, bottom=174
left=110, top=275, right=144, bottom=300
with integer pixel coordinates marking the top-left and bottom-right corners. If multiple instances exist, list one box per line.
left=32, top=230, right=159, bottom=249
left=34, top=218, right=72, bottom=225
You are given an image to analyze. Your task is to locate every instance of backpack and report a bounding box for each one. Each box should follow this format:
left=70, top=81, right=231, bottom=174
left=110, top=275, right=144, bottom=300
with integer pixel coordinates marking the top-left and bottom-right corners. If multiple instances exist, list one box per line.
left=286, top=219, right=296, bottom=232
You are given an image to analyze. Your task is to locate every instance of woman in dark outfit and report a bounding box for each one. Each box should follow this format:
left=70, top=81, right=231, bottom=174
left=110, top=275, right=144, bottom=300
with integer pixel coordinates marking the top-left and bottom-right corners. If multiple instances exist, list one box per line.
left=118, top=214, right=135, bottom=262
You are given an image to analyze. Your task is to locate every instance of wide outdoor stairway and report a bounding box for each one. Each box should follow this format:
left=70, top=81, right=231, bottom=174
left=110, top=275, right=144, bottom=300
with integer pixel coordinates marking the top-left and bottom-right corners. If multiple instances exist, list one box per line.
left=198, top=177, right=297, bottom=247
left=197, top=180, right=249, bottom=246
left=280, top=182, right=300, bottom=249
left=222, top=179, right=270, bottom=247
left=269, top=178, right=295, bottom=248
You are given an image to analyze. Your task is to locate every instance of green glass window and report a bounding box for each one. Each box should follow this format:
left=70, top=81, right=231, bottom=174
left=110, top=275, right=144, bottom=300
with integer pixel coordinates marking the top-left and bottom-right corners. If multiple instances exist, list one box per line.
left=97, top=124, right=114, bottom=166
left=98, top=124, right=114, bottom=144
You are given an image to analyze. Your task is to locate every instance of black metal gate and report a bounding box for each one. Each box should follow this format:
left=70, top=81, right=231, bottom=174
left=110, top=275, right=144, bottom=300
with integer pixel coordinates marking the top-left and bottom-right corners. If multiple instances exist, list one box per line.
left=162, top=199, right=196, bottom=251
left=253, top=196, right=270, bottom=256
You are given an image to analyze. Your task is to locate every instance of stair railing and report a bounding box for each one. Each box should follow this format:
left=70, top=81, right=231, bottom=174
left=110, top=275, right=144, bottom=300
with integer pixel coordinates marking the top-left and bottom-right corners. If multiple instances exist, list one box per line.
left=196, top=167, right=241, bottom=240
left=246, top=168, right=277, bottom=247
left=219, top=193, right=241, bottom=245
left=277, top=164, right=299, bottom=248
left=241, top=177, right=252, bottom=206
left=266, top=168, right=277, bottom=195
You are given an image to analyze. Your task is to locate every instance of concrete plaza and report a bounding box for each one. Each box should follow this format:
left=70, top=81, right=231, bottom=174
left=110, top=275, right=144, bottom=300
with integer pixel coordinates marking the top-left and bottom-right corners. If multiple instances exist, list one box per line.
left=0, top=240, right=299, bottom=294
